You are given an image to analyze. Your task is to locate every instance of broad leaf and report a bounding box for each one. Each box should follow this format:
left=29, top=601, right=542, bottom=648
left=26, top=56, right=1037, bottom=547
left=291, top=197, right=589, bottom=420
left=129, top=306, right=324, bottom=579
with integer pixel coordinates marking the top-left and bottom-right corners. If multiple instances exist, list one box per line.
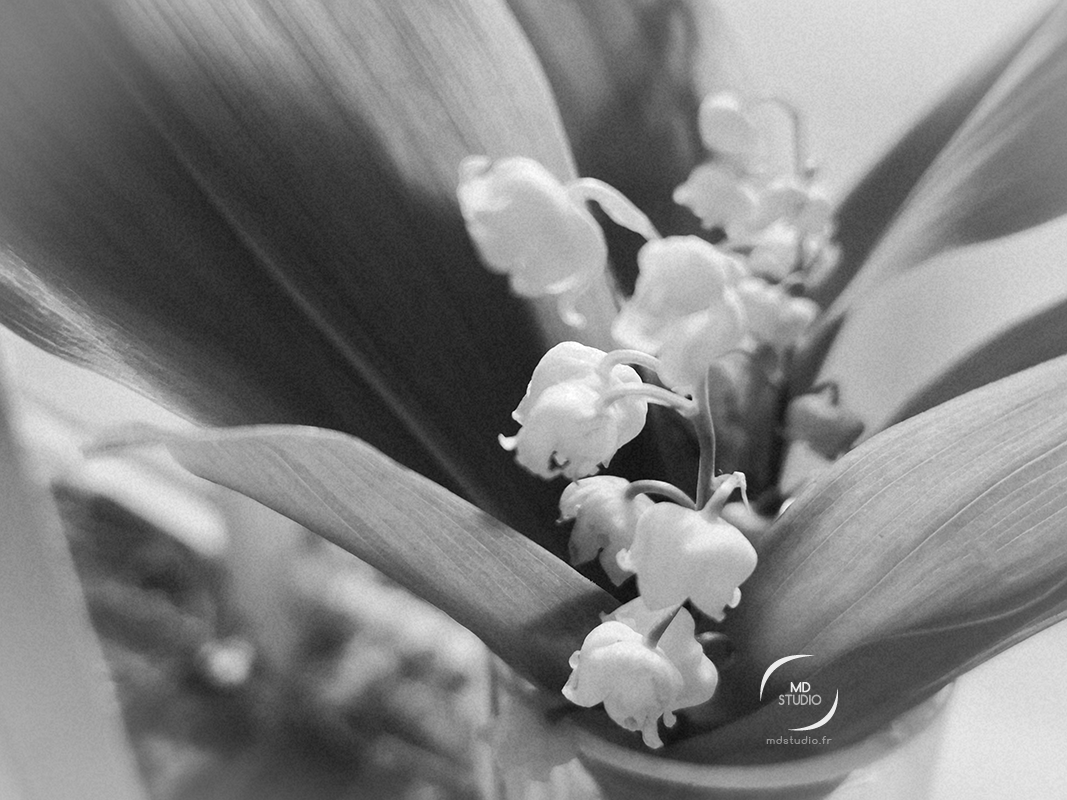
left=96, top=425, right=618, bottom=691
left=668, top=354, right=1067, bottom=763
left=886, top=295, right=1067, bottom=427
left=0, top=0, right=606, bottom=552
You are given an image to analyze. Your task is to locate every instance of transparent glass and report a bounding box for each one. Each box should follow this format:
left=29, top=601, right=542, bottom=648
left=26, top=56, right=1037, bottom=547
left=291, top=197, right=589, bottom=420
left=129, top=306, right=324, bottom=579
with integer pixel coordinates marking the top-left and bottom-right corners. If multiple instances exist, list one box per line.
left=486, top=662, right=953, bottom=800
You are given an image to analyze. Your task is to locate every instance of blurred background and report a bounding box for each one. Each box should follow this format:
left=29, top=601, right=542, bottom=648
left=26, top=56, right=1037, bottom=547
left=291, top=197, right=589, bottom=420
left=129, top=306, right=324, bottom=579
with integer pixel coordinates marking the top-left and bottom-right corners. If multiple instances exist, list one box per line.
left=3, top=0, right=1067, bottom=797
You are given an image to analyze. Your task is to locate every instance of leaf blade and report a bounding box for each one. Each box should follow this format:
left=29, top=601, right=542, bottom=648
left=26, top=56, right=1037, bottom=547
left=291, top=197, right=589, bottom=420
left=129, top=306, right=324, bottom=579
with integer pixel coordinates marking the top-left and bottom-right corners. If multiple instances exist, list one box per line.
left=111, top=425, right=618, bottom=691
left=0, top=0, right=603, bottom=550
left=672, top=354, right=1067, bottom=762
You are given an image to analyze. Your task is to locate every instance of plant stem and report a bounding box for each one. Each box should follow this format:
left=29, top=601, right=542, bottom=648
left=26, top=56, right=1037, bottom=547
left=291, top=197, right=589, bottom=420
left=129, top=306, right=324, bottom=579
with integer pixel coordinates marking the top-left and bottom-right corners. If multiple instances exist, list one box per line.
left=695, top=371, right=718, bottom=509
left=598, top=383, right=697, bottom=416
left=624, top=480, right=696, bottom=509
left=597, top=349, right=664, bottom=378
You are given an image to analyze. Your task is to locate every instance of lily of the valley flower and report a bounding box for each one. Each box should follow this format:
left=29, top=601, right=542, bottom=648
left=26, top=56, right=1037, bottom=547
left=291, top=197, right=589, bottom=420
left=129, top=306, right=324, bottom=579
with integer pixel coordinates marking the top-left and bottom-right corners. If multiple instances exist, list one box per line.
left=619, top=474, right=757, bottom=620
left=562, top=608, right=717, bottom=748
left=605, top=597, right=720, bottom=716
left=745, top=222, right=801, bottom=281
left=612, top=236, right=744, bottom=352
left=671, top=162, right=761, bottom=236
left=754, top=177, right=833, bottom=238
left=612, top=236, right=746, bottom=392
left=559, top=476, right=653, bottom=584
left=501, top=343, right=648, bottom=479
left=458, top=156, right=607, bottom=298
left=697, top=91, right=759, bottom=165
left=735, top=277, right=820, bottom=351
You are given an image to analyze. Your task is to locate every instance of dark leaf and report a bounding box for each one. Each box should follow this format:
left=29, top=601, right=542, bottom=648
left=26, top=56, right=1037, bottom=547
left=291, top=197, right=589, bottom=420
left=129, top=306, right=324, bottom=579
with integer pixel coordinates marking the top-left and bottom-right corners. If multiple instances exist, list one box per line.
left=507, top=0, right=713, bottom=291
left=0, top=0, right=607, bottom=552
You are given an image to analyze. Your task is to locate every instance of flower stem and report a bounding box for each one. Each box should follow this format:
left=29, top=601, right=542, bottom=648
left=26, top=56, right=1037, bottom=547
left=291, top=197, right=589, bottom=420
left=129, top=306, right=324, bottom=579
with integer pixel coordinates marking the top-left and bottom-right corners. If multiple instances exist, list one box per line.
left=644, top=605, right=684, bottom=649
left=599, top=383, right=696, bottom=416
left=694, top=371, right=718, bottom=508
left=624, top=480, right=696, bottom=509
left=567, top=178, right=662, bottom=241
left=756, top=95, right=811, bottom=178
left=598, top=349, right=664, bottom=378
left=704, top=472, right=749, bottom=518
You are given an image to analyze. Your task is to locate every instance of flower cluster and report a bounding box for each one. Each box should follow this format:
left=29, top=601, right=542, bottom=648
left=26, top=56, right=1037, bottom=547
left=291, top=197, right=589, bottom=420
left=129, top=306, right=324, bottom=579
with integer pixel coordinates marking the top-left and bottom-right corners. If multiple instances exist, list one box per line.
left=675, top=92, right=834, bottom=281
left=458, top=91, right=860, bottom=748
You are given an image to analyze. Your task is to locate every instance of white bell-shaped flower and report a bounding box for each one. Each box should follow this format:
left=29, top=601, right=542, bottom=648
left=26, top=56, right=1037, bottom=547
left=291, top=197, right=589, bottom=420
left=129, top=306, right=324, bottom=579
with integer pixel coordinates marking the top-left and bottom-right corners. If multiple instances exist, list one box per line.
left=735, top=277, right=819, bottom=351
left=613, top=235, right=744, bottom=354
left=560, top=477, right=652, bottom=585
left=607, top=599, right=720, bottom=712
left=619, top=495, right=757, bottom=620
left=458, top=156, right=607, bottom=297
left=502, top=343, right=647, bottom=480
left=562, top=608, right=717, bottom=748
left=672, top=162, right=760, bottom=236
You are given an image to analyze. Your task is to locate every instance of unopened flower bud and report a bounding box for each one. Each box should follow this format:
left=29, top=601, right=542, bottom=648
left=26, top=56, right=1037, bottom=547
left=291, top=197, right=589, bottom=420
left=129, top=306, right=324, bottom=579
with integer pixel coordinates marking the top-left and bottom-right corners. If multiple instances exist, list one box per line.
left=735, top=277, right=819, bottom=350
left=785, top=392, right=865, bottom=459
left=458, top=156, right=607, bottom=297
left=698, top=92, right=759, bottom=161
